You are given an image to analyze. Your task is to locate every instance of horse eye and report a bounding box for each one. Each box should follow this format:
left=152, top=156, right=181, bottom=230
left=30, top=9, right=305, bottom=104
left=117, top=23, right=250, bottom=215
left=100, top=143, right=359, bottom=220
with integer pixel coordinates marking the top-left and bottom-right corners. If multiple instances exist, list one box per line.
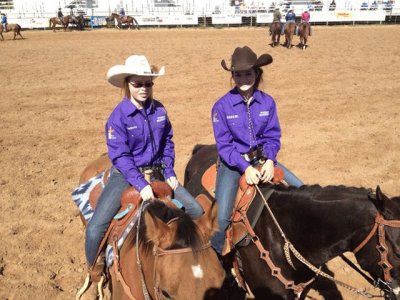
left=161, top=289, right=172, bottom=300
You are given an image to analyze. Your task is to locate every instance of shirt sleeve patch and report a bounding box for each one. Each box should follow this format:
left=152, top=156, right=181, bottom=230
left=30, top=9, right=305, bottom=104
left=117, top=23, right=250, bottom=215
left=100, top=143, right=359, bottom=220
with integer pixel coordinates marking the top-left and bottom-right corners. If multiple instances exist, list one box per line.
left=157, top=115, right=166, bottom=123
left=213, top=112, right=219, bottom=123
left=107, top=126, right=116, bottom=140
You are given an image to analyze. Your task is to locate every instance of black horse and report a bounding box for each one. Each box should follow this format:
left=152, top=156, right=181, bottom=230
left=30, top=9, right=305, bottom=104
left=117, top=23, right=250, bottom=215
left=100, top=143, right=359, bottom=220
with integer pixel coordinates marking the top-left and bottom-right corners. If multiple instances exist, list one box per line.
left=184, top=144, right=400, bottom=300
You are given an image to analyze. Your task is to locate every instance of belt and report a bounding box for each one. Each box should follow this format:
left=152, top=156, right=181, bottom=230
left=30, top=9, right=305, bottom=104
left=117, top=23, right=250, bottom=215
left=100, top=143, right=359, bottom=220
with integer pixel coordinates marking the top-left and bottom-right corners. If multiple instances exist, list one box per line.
left=138, top=164, right=164, bottom=173
left=241, top=146, right=266, bottom=163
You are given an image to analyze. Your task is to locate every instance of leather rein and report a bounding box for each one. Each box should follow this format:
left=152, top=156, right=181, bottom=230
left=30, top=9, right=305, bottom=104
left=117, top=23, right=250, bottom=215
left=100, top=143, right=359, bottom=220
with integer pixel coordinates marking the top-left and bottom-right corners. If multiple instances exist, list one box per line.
left=112, top=202, right=212, bottom=300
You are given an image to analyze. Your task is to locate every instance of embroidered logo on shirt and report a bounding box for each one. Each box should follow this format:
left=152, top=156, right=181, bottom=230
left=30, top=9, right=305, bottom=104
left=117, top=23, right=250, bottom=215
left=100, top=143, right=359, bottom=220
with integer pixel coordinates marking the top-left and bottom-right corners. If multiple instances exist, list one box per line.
left=227, top=114, right=239, bottom=119
left=213, top=112, right=219, bottom=123
left=157, top=115, right=166, bottom=123
left=259, top=111, right=270, bottom=117
left=108, top=127, right=116, bottom=140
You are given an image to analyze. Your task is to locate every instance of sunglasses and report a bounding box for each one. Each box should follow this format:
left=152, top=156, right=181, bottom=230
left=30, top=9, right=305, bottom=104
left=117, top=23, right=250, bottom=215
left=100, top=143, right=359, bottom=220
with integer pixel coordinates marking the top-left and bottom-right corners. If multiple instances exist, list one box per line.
left=129, top=81, right=154, bottom=88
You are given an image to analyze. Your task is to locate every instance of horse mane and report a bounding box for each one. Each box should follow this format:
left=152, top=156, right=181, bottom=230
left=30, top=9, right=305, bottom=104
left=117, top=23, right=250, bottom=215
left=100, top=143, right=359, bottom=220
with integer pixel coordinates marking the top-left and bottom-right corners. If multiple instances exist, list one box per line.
left=128, top=200, right=203, bottom=254
left=265, top=183, right=372, bottom=203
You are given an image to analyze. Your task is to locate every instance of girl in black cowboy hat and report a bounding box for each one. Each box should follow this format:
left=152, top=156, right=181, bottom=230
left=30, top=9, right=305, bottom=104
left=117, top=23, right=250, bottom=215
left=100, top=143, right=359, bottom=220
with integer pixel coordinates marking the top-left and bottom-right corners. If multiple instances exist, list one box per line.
left=211, top=46, right=303, bottom=255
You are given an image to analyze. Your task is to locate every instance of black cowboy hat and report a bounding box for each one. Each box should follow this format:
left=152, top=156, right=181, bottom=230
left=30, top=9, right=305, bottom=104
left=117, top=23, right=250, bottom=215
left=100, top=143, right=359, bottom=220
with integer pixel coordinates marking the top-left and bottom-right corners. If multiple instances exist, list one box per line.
left=221, top=46, right=273, bottom=71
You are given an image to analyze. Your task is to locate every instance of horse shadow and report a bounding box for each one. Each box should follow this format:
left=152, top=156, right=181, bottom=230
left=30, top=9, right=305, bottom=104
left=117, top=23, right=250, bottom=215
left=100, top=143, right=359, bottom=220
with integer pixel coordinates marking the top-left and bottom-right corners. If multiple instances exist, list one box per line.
left=296, top=42, right=309, bottom=50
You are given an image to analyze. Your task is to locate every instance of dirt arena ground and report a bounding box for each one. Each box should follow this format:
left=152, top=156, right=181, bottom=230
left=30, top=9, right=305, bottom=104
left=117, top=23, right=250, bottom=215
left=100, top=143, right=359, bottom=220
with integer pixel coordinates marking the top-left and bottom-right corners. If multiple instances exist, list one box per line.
left=0, top=25, right=399, bottom=299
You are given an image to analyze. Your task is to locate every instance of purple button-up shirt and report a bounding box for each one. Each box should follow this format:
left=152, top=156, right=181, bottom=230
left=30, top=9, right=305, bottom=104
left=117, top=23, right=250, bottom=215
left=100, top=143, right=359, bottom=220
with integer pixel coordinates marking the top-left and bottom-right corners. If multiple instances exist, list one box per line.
left=212, top=88, right=281, bottom=173
left=106, top=97, right=176, bottom=192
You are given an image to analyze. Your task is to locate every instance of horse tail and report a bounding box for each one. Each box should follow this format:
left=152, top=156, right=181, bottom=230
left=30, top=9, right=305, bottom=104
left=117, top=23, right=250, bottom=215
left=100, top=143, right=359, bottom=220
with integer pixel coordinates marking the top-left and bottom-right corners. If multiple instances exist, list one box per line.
left=17, top=24, right=21, bottom=31
left=49, top=18, right=52, bottom=27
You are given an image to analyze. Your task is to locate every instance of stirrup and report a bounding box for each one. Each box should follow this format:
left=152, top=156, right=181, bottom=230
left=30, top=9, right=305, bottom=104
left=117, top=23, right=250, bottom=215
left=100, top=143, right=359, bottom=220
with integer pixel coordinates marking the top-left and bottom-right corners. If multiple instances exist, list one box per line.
left=75, top=273, right=106, bottom=300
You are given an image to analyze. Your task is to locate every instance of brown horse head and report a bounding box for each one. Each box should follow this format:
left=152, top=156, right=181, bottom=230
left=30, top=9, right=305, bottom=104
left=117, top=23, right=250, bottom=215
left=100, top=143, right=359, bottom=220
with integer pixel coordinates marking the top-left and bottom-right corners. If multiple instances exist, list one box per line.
left=111, top=200, right=225, bottom=299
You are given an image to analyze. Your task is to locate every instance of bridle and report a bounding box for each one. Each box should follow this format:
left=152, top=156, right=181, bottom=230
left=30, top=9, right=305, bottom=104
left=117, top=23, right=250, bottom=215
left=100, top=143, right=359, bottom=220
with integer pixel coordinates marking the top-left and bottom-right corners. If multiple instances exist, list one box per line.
left=152, top=240, right=212, bottom=300
left=241, top=185, right=400, bottom=299
left=352, top=211, right=400, bottom=299
left=112, top=204, right=213, bottom=300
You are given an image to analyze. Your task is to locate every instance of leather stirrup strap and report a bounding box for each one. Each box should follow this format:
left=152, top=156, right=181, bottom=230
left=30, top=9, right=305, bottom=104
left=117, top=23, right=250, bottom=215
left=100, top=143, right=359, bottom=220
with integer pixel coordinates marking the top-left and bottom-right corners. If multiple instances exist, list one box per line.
left=112, top=237, right=137, bottom=300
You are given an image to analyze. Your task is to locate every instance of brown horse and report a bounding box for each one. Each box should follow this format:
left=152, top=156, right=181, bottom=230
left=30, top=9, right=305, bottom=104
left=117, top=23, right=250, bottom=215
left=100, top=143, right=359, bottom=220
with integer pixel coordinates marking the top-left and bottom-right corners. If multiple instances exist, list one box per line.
left=0, top=23, right=23, bottom=41
left=49, top=15, right=81, bottom=32
left=270, top=21, right=281, bottom=47
left=75, top=155, right=226, bottom=299
left=110, top=13, right=140, bottom=30
left=298, top=22, right=311, bottom=50
left=283, top=21, right=296, bottom=49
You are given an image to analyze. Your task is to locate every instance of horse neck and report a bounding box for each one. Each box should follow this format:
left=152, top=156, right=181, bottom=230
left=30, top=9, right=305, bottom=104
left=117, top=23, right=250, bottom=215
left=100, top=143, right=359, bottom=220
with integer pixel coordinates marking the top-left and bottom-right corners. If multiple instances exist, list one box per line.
left=119, top=228, right=157, bottom=298
left=264, top=187, right=377, bottom=263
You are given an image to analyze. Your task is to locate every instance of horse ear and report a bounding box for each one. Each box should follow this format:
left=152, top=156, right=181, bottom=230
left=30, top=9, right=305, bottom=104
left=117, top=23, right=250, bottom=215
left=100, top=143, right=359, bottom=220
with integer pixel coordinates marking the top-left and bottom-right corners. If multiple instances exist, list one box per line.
left=144, top=211, right=176, bottom=248
left=371, top=185, right=388, bottom=212
left=196, top=201, right=219, bottom=240
left=376, top=185, right=391, bottom=202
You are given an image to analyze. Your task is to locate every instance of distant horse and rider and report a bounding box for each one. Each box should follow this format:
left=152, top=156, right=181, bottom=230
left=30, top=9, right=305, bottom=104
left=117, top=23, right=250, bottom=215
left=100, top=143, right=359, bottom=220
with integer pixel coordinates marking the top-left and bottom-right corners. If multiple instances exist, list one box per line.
left=283, top=22, right=296, bottom=49
left=49, top=15, right=85, bottom=32
left=269, top=21, right=281, bottom=47
left=109, top=13, right=140, bottom=30
left=0, top=23, right=23, bottom=41
left=297, top=21, right=311, bottom=50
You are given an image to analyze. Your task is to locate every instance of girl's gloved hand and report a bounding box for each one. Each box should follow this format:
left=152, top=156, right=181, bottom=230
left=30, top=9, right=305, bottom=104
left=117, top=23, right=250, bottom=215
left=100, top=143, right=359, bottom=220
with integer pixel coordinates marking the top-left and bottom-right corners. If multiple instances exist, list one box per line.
left=245, top=165, right=261, bottom=185
left=140, top=185, right=155, bottom=201
left=260, top=159, right=275, bottom=183
left=166, top=176, right=179, bottom=191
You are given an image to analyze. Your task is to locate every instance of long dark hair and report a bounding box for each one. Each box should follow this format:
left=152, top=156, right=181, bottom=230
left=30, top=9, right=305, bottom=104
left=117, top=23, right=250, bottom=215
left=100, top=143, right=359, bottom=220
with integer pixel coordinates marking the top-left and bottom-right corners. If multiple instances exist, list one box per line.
left=254, top=67, right=264, bottom=90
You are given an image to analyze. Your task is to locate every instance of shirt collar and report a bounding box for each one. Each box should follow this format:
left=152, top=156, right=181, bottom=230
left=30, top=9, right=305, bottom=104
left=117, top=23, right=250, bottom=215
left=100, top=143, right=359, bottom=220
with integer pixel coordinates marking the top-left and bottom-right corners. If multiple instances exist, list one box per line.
left=121, top=96, right=155, bottom=116
left=230, top=88, right=261, bottom=106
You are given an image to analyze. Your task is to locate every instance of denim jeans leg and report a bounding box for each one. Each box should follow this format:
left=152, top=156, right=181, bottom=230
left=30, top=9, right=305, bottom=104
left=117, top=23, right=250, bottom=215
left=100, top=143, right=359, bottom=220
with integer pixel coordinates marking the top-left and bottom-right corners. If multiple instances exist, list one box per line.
left=174, top=184, right=204, bottom=219
left=85, top=168, right=130, bottom=266
left=211, top=160, right=241, bottom=254
left=276, top=161, right=304, bottom=188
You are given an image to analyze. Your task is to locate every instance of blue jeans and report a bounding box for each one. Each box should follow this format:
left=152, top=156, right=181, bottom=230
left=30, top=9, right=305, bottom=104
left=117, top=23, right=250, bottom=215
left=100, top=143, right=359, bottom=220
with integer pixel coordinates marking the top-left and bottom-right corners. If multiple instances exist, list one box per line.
left=85, top=167, right=203, bottom=266
left=174, top=184, right=204, bottom=218
left=211, top=159, right=303, bottom=254
left=85, top=167, right=129, bottom=266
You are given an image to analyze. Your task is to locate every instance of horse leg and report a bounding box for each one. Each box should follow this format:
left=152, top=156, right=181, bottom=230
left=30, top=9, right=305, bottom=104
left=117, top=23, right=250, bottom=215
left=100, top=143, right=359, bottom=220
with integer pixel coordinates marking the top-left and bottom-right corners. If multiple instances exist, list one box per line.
left=0, top=32, right=3, bottom=41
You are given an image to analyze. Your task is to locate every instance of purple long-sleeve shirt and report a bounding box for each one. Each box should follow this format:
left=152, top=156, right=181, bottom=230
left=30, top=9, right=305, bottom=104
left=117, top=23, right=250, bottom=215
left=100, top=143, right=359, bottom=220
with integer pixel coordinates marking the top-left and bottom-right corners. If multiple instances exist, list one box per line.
left=106, top=97, right=176, bottom=192
left=212, top=88, right=281, bottom=173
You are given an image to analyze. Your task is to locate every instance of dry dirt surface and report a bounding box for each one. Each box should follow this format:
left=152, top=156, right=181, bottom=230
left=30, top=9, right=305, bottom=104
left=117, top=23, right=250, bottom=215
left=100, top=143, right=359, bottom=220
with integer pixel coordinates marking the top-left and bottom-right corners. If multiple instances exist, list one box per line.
left=0, top=25, right=399, bottom=300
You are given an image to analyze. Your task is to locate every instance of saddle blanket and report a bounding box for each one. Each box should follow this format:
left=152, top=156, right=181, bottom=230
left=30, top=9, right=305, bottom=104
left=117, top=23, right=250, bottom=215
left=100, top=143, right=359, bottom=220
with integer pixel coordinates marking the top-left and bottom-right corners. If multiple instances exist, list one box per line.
left=71, top=172, right=143, bottom=267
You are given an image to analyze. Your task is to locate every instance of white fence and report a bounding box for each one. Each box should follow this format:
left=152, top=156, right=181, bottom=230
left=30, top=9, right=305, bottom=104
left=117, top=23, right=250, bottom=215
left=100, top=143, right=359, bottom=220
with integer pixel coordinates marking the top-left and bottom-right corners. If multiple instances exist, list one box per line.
left=6, top=9, right=398, bottom=28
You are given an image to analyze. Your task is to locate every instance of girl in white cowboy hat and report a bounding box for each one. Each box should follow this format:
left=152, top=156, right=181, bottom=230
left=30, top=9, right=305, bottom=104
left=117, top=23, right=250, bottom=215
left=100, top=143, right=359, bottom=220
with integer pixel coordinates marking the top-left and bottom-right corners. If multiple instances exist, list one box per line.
left=85, top=54, right=204, bottom=274
left=211, top=46, right=303, bottom=255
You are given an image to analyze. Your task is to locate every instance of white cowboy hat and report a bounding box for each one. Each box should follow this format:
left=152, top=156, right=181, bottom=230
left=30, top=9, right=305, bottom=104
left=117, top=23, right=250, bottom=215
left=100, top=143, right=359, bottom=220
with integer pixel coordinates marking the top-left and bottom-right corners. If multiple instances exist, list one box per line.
left=107, top=55, right=165, bottom=88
